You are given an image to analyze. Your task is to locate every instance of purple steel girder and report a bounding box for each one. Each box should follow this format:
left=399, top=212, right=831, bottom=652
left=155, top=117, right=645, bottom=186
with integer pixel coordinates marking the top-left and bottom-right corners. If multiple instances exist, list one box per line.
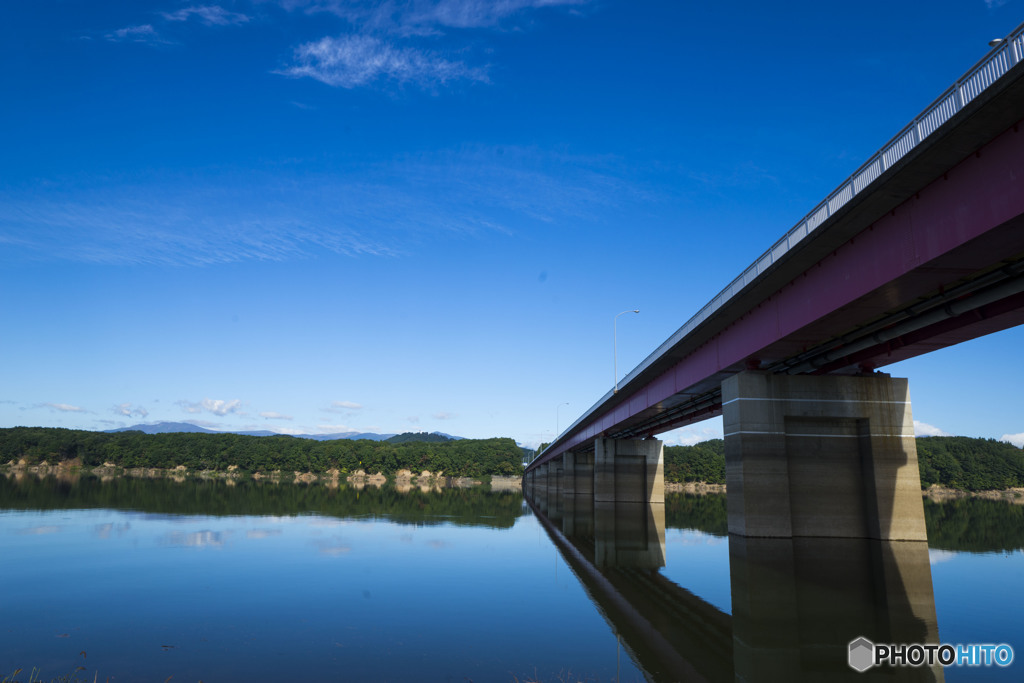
left=531, top=83, right=1024, bottom=471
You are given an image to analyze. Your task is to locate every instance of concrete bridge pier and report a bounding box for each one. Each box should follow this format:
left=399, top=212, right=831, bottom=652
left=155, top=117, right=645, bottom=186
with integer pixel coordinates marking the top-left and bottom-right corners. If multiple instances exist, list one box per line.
left=562, top=451, right=594, bottom=497
left=723, top=371, right=927, bottom=540
left=594, top=437, right=665, bottom=504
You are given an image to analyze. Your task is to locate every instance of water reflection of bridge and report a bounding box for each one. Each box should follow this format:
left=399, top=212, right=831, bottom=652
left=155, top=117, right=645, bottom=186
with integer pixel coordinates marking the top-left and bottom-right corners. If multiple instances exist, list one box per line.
left=524, top=486, right=943, bottom=682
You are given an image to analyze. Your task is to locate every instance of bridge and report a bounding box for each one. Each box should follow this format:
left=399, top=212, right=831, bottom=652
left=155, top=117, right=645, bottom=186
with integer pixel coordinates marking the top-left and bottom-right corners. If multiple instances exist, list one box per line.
left=525, top=23, right=1024, bottom=542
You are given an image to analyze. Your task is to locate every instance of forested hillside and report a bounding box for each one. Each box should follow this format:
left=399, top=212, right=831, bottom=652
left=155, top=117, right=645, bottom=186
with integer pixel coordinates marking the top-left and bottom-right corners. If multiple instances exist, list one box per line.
left=664, top=440, right=725, bottom=484
left=662, top=436, right=1023, bottom=490
left=0, top=427, right=523, bottom=477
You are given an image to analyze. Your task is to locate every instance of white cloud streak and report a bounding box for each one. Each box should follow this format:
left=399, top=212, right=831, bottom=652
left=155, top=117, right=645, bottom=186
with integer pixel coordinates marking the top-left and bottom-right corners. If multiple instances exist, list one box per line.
left=41, top=402, right=86, bottom=413
left=278, top=35, right=487, bottom=89
left=105, top=24, right=163, bottom=43
left=162, top=6, right=251, bottom=26
left=317, top=424, right=353, bottom=433
left=178, top=398, right=243, bottom=416
left=114, top=403, right=149, bottom=418
left=433, top=411, right=457, bottom=420
left=260, top=411, right=293, bottom=420
left=0, top=146, right=644, bottom=266
left=914, top=420, right=951, bottom=437
left=326, top=401, right=363, bottom=412
left=1001, top=432, right=1024, bottom=448
left=280, top=0, right=588, bottom=33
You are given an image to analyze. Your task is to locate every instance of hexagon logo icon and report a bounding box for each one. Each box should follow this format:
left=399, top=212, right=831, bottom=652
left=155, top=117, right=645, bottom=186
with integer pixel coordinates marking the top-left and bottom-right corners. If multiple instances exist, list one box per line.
left=848, top=637, right=875, bottom=672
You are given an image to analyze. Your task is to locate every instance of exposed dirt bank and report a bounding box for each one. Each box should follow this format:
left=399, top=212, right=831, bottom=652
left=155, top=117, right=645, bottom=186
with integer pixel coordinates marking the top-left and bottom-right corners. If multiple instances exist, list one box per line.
left=923, top=484, right=1024, bottom=504
left=0, top=463, right=516, bottom=491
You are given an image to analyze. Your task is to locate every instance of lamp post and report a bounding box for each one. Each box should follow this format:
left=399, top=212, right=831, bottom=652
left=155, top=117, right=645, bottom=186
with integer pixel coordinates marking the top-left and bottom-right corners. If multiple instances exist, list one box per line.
left=556, top=402, right=569, bottom=437
left=614, top=309, right=640, bottom=393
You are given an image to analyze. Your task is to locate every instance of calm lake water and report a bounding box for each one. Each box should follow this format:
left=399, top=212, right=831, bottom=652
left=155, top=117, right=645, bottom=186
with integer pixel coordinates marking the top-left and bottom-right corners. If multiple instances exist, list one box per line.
left=1, top=475, right=1021, bottom=682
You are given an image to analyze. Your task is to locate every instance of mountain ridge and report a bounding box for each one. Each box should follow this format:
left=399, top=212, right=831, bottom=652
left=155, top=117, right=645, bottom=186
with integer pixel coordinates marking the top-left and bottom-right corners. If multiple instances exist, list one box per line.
left=105, top=421, right=406, bottom=441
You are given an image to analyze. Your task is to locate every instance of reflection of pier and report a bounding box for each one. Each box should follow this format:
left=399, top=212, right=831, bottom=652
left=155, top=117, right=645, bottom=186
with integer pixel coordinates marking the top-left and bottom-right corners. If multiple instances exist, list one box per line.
left=524, top=484, right=944, bottom=681
left=525, top=492, right=734, bottom=682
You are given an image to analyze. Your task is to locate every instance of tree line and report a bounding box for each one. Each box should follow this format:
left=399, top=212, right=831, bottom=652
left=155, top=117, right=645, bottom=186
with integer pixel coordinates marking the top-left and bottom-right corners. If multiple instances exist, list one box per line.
left=663, top=436, right=1024, bottom=491
left=0, top=427, right=524, bottom=477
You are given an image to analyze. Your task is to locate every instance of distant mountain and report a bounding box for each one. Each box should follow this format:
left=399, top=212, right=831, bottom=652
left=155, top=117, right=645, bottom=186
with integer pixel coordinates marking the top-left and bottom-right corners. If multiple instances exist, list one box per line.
left=108, top=421, right=217, bottom=435
left=303, top=432, right=397, bottom=442
left=106, top=422, right=398, bottom=441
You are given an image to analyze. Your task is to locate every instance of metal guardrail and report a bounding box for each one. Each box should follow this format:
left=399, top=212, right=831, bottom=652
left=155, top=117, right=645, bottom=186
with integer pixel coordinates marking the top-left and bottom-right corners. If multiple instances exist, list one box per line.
left=538, top=22, right=1024, bottom=464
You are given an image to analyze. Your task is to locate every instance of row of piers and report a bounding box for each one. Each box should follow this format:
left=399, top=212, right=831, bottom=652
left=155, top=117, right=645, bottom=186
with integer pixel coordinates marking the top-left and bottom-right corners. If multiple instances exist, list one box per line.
left=526, top=371, right=929, bottom=542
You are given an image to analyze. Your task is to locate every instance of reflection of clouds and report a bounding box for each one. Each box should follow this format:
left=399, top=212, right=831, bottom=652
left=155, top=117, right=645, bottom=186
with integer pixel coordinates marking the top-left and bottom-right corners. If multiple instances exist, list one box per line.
left=246, top=529, right=282, bottom=539
left=163, top=530, right=227, bottom=548
left=399, top=533, right=414, bottom=544
left=94, top=522, right=131, bottom=539
left=426, top=539, right=450, bottom=549
left=929, top=549, right=957, bottom=565
left=309, top=519, right=353, bottom=528
left=19, top=525, right=60, bottom=535
left=318, top=544, right=352, bottom=556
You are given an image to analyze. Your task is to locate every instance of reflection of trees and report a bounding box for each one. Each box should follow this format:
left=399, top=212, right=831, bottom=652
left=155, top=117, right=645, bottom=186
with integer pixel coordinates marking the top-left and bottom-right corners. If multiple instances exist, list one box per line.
left=665, top=493, right=728, bottom=537
left=662, top=492, right=1024, bottom=554
left=0, top=475, right=525, bottom=529
left=924, top=497, right=1024, bottom=553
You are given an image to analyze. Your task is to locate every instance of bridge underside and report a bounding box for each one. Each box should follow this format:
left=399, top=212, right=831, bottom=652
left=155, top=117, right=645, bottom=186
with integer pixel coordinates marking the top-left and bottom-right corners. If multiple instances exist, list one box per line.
left=536, top=111, right=1024, bottom=457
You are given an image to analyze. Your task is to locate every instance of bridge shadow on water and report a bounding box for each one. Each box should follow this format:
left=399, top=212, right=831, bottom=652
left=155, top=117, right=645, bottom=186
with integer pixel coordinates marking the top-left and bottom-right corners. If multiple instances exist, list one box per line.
left=524, top=489, right=942, bottom=682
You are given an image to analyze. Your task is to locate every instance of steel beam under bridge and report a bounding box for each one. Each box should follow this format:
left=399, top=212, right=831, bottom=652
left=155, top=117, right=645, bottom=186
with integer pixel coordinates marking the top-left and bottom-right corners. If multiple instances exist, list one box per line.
left=530, top=23, right=1024, bottom=472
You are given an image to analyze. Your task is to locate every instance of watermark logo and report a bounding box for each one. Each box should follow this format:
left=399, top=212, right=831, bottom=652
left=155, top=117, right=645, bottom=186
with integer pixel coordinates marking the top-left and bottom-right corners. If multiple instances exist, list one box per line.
left=849, top=637, right=1014, bottom=671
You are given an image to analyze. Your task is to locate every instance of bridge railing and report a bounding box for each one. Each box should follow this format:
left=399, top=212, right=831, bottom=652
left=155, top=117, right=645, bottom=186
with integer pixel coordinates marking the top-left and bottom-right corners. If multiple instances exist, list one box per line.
left=538, top=22, right=1024, bottom=464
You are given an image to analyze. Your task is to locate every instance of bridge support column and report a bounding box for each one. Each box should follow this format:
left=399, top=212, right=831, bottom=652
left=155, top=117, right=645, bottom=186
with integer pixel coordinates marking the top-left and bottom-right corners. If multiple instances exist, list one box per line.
left=723, top=371, right=926, bottom=540
left=563, top=451, right=594, bottom=497
left=560, top=453, right=575, bottom=496
left=594, top=437, right=664, bottom=504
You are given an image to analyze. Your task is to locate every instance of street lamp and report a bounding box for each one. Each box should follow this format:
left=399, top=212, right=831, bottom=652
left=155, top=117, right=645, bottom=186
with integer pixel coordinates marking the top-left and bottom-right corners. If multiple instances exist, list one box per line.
left=556, top=402, right=569, bottom=437
left=614, top=309, right=640, bottom=394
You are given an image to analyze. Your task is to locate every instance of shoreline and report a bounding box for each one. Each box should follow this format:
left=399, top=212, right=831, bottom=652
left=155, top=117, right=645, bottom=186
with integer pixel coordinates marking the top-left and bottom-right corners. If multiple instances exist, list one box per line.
left=1, top=460, right=524, bottom=492
left=4, top=462, right=1023, bottom=503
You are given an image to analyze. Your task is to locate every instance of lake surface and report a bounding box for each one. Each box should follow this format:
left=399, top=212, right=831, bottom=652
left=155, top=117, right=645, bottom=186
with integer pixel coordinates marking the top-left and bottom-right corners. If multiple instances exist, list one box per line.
left=1, top=474, right=1021, bottom=682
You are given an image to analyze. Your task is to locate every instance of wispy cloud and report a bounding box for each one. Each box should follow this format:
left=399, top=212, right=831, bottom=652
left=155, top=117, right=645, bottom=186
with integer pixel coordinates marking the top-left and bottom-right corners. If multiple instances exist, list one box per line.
left=162, top=5, right=251, bottom=26
left=433, top=411, right=457, bottom=420
left=326, top=401, right=363, bottom=413
left=260, top=411, right=293, bottom=420
left=0, top=147, right=646, bottom=266
left=40, top=402, right=86, bottom=413
left=663, top=423, right=724, bottom=447
left=105, top=24, right=165, bottom=44
left=114, top=402, right=149, bottom=418
left=317, top=424, right=353, bottom=433
left=1001, top=432, right=1024, bottom=448
left=281, top=0, right=588, bottom=33
left=278, top=35, right=487, bottom=89
left=276, top=0, right=587, bottom=90
left=914, top=420, right=951, bottom=437
left=178, top=398, right=243, bottom=416
left=403, top=0, right=589, bottom=31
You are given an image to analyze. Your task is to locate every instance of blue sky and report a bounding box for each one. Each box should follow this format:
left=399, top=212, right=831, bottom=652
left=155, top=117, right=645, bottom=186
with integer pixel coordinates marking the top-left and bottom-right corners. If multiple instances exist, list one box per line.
left=2, top=0, right=1022, bottom=449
